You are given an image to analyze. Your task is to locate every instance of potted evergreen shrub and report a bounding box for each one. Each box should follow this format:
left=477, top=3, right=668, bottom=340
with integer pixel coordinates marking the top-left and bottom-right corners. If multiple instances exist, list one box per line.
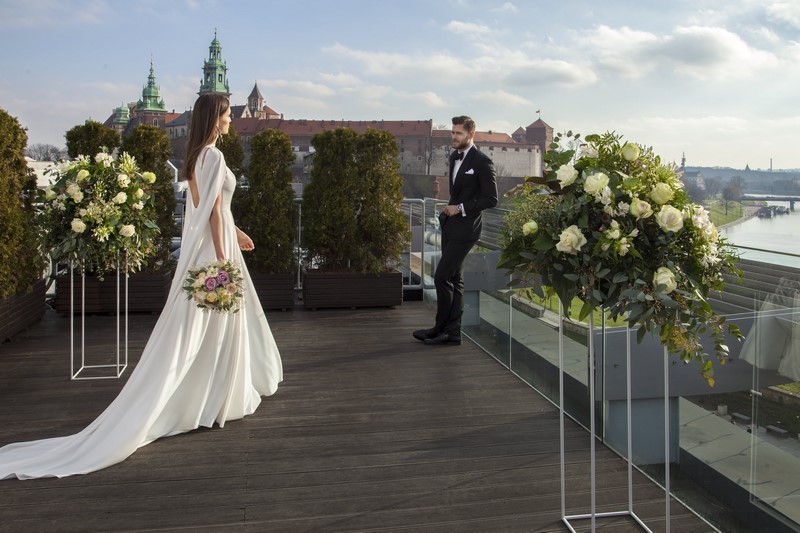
left=301, top=128, right=410, bottom=309
left=231, top=128, right=297, bottom=310
left=0, top=109, right=47, bottom=340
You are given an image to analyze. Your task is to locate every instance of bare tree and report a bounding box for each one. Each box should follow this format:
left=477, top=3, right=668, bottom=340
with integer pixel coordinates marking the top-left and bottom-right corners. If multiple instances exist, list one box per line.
left=722, top=183, right=741, bottom=215
left=25, top=143, right=66, bottom=161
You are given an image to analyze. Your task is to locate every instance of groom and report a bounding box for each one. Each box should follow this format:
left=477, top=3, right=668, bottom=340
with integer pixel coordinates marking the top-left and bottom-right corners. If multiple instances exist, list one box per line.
left=414, top=115, right=498, bottom=345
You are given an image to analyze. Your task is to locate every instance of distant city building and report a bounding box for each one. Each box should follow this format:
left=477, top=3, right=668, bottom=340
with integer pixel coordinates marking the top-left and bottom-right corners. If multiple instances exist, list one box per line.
left=103, top=33, right=548, bottom=185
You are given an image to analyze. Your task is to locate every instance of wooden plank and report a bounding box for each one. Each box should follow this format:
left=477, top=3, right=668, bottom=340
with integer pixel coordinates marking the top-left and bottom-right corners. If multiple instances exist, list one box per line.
left=0, top=303, right=712, bottom=532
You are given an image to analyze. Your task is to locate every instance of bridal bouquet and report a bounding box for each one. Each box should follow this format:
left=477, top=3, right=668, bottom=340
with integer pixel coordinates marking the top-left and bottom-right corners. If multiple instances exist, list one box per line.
left=499, top=131, right=741, bottom=385
left=38, top=150, right=160, bottom=278
left=183, top=260, right=244, bottom=313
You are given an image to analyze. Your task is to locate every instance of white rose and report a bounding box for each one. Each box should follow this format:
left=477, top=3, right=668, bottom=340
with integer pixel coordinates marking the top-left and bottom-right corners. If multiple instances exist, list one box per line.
left=606, top=224, right=621, bottom=240
left=133, top=201, right=144, bottom=210
left=578, top=143, right=598, bottom=159
left=120, top=224, right=136, bottom=237
left=630, top=198, right=653, bottom=219
left=555, top=164, right=578, bottom=187
left=653, top=266, right=677, bottom=294
left=66, top=181, right=79, bottom=196
left=71, top=190, right=84, bottom=203
left=113, top=192, right=128, bottom=204
left=522, top=220, right=538, bottom=236
left=71, top=218, right=86, bottom=233
left=118, top=173, right=131, bottom=187
left=655, top=205, right=684, bottom=232
left=555, top=225, right=588, bottom=255
left=620, top=143, right=640, bottom=161
left=44, top=187, right=57, bottom=201
left=649, top=183, right=674, bottom=205
left=135, top=188, right=144, bottom=199
left=75, top=169, right=90, bottom=181
left=142, top=171, right=156, bottom=184
left=584, top=172, right=609, bottom=195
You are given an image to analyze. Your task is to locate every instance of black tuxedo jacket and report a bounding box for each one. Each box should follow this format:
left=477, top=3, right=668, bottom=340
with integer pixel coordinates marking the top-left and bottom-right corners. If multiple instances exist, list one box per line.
left=440, top=145, right=498, bottom=242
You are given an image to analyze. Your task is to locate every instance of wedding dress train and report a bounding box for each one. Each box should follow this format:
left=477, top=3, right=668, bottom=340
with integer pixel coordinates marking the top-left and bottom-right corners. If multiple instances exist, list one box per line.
left=0, top=146, right=282, bottom=479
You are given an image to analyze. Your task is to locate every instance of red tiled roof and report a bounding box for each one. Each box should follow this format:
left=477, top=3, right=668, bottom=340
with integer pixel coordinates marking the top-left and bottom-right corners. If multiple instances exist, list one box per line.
left=526, top=118, right=552, bottom=129
left=231, top=118, right=434, bottom=137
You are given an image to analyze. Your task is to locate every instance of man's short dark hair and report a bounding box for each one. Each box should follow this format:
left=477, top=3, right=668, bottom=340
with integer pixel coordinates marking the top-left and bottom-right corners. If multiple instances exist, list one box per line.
left=452, top=115, right=476, bottom=133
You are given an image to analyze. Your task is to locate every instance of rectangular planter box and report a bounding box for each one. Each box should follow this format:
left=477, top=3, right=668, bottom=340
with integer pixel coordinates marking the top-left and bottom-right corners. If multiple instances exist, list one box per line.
left=0, top=279, right=46, bottom=341
left=55, top=270, right=172, bottom=314
left=303, top=270, right=403, bottom=310
left=250, top=272, right=296, bottom=311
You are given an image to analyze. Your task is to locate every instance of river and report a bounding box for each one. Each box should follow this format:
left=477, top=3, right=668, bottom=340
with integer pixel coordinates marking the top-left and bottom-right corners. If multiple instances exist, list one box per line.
left=721, top=201, right=800, bottom=268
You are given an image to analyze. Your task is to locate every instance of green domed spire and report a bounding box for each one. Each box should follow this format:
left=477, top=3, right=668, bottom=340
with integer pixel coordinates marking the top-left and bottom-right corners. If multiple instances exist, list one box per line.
left=113, top=103, right=130, bottom=124
left=199, top=29, right=231, bottom=96
left=136, top=59, right=167, bottom=112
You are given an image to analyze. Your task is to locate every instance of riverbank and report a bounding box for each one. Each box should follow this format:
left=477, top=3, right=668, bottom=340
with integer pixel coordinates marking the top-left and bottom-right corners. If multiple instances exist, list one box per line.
left=719, top=204, right=760, bottom=229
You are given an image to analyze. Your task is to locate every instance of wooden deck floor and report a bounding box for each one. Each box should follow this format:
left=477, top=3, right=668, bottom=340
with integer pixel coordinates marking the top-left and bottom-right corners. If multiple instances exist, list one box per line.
left=0, top=302, right=713, bottom=532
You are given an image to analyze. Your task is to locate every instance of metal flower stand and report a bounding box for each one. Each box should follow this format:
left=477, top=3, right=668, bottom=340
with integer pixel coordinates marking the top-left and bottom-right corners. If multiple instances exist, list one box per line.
left=70, top=260, right=129, bottom=380
left=558, top=303, right=672, bottom=532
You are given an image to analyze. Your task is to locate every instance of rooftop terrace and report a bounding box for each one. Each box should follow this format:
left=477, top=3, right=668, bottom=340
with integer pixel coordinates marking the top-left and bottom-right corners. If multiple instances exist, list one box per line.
left=0, top=303, right=711, bottom=532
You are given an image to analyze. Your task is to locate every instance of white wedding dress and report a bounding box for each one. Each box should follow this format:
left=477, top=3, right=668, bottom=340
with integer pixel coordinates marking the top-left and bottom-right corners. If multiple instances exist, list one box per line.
left=0, top=146, right=283, bottom=479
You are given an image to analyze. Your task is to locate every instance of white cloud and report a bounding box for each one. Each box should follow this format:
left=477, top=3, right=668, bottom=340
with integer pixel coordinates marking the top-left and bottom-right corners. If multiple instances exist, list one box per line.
left=446, top=20, right=492, bottom=35
left=766, top=2, right=800, bottom=29
left=0, top=0, right=110, bottom=28
left=579, top=24, right=778, bottom=81
left=493, top=2, right=518, bottom=14
left=319, top=72, right=362, bottom=86
left=413, top=91, right=447, bottom=107
left=263, top=79, right=335, bottom=98
left=474, top=89, right=532, bottom=107
left=324, top=43, right=462, bottom=80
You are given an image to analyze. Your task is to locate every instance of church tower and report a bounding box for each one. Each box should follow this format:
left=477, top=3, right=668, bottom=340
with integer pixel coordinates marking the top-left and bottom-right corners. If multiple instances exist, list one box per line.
left=135, top=60, right=168, bottom=128
left=199, top=31, right=231, bottom=96
left=136, top=60, right=167, bottom=113
left=247, top=82, right=265, bottom=119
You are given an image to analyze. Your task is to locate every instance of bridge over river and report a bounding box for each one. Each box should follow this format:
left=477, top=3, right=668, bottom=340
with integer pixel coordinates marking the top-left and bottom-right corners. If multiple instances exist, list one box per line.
left=740, top=194, right=799, bottom=210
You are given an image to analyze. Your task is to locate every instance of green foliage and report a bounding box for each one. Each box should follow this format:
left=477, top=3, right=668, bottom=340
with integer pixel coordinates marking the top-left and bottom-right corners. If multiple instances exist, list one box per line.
left=217, top=124, right=245, bottom=179
left=302, top=128, right=360, bottom=271
left=351, top=129, right=410, bottom=272
left=0, top=108, right=45, bottom=298
left=65, top=120, right=120, bottom=159
left=232, top=129, right=297, bottom=273
left=500, top=131, right=742, bottom=385
left=302, top=128, right=409, bottom=272
left=121, top=125, right=177, bottom=270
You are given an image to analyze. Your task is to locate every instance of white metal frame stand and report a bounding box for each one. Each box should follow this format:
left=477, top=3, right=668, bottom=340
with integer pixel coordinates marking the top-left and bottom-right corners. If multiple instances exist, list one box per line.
left=559, top=303, right=669, bottom=532
left=70, top=259, right=128, bottom=380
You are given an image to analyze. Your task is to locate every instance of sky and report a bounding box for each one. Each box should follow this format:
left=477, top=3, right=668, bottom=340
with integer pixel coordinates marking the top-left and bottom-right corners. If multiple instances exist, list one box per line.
left=2, top=0, right=800, bottom=170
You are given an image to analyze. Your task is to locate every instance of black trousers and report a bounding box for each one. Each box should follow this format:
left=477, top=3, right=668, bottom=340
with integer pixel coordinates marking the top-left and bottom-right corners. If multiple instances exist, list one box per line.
left=433, top=231, right=476, bottom=335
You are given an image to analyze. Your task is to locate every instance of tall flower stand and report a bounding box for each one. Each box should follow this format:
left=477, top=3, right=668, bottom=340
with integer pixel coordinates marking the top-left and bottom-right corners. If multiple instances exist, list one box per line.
left=70, top=260, right=128, bottom=380
left=558, top=304, right=672, bottom=532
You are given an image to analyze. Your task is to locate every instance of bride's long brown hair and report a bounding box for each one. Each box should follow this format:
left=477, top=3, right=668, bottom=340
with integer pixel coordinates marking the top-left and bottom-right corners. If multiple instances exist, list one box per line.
left=182, top=93, right=230, bottom=181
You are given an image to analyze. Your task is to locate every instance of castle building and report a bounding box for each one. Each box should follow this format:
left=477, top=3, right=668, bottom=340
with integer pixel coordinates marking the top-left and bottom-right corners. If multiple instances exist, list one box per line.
left=104, top=34, right=547, bottom=182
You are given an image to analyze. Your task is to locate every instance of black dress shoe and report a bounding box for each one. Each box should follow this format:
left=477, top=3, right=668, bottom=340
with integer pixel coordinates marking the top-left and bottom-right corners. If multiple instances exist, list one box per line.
left=423, top=332, right=462, bottom=345
left=413, top=328, right=439, bottom=341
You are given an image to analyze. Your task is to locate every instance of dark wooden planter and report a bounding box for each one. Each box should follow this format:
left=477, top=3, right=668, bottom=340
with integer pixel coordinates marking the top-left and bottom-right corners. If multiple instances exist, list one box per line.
left=250, top=272, right=296, bottom=311
left=55, top=270, right=172, bottom=314
left=0, top=279, right=46, bottom=341
left=303, top=270, right=403, bottom=310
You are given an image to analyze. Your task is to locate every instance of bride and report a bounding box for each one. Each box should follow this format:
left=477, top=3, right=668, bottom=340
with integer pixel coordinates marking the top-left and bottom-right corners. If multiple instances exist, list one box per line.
left=0, top=93, right=283, bottom=479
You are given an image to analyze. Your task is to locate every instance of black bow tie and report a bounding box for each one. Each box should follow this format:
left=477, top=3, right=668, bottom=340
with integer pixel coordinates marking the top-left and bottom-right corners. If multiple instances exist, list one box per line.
left=453, top=151, right=463, bottom=161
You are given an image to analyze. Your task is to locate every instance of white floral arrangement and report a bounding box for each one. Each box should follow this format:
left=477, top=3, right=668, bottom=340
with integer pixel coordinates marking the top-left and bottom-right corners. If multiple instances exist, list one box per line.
left=38, top=150, right=160, bottom=278
left=500, top=131, right=742, bottom=385
left=182, top=260, right=244, bottom=313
